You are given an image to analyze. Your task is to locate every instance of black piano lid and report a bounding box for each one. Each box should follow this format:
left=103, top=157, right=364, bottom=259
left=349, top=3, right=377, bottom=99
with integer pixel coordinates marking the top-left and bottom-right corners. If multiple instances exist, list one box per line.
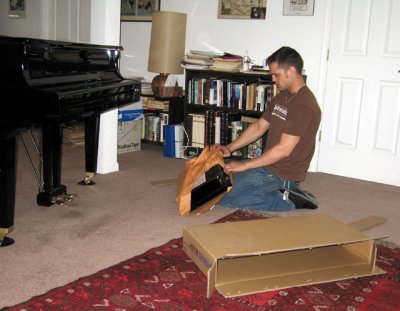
left=0, top=36, right=126, bottom=87
left=0, top=35, right=123, bottom=50
left=0, top=36, right=141, bottom=124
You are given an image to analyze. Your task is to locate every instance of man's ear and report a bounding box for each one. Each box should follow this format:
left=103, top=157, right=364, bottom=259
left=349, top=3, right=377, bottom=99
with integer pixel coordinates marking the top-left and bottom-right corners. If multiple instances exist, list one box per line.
left=289, top=65, right=297, bottom=75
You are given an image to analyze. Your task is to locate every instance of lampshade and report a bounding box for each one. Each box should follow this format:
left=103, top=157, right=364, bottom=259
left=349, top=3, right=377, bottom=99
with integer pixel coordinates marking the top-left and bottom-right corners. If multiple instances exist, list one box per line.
left=148, top=11, right=187, bottom=93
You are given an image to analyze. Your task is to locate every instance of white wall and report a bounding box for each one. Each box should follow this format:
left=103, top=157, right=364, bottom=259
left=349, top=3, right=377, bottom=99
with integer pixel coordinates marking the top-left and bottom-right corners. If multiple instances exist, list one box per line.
left=90, top=0, right=120, bottom=45
left=120, top=0, right=329, bottom=103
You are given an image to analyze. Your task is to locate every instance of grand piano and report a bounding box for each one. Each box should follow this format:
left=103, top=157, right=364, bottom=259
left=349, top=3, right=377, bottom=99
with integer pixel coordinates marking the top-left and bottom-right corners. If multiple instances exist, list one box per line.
left=0, top=36, right=141, bottom=247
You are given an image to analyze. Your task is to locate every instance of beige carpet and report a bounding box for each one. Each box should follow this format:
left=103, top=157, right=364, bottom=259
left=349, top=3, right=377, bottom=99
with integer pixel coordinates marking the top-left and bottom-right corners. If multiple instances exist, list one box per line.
left=1, top=140, right=399, bottom=308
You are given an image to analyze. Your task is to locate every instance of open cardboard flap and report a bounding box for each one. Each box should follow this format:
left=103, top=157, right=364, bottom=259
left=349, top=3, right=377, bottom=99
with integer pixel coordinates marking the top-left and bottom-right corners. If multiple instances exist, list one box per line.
left=183, top=213, right=387, bottom=298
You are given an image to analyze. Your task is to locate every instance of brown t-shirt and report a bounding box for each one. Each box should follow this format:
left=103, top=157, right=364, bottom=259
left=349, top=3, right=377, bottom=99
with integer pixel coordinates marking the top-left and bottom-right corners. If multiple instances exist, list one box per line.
left=262, top=85, right=321, bottom=181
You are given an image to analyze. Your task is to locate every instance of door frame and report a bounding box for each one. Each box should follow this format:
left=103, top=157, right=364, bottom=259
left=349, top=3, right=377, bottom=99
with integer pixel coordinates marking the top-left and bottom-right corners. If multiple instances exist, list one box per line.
left=314, top=0, right=335, bottom=172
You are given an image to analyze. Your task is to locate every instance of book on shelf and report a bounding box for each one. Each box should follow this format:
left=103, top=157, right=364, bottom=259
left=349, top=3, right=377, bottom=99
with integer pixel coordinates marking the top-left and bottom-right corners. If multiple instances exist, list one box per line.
left=142, top=112, right=169, bottom=143
left=214, top=111, right=221, bottom=145
left=143, top=113, right=155, bottom=142
left=213, top=57, right=243, bottom=64
left=204, top=110, right=215, bottom=147
left=247, top=138, right=263, bottom=158
left=221, top=111, right=241, bottom=146
left=245, top=83, right=255, bottom=111
left=218, top=53, right=243, bottom=60
left=181, top=63, right=211, bottom=70
left=185, top=52, right=214, bottom=60
left=211, top=54, right=243, bottom=72
left=145, top=115, right=160, bottom=142
left=241, top=122, right=263, bottom=158
left=183, top=55, right=214, bottom=66
left=181, top=51, right=216, bottom=70
left=211, top=62, right=242, bottom=71
left=182, top=51, right=243, bottom=72
left=186, top=114, right=193, bottom=147
left=231, top=121, right=244, bottom=157
left=144, top=98, right=169, bottom=111
left=189, top=50, right=224, bottom=58
left=230, top=120, right=263, bottom=158
left=141, top=115, right=146, bottom=140
left=141, top=81, right=153, bottom=95
left=188, top=113, right=205, bottom=148
left=152, top=116, right=161, bottom=142
left=159, top=113, right=169, bottom=142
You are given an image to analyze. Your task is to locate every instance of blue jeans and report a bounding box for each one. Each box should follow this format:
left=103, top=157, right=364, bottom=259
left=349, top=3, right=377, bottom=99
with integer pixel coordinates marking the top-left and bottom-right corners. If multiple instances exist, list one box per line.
left=219, top=166, right=299, bottom=211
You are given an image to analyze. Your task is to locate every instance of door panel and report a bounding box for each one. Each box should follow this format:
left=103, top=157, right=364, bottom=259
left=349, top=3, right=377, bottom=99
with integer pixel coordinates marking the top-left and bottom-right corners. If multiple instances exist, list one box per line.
left=318, top=0, right=400, bottom=186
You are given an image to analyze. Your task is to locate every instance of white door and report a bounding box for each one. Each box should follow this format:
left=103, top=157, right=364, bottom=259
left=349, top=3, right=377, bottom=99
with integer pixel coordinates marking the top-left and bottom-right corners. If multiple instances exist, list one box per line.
left=318, top=0, right=400, bottom=186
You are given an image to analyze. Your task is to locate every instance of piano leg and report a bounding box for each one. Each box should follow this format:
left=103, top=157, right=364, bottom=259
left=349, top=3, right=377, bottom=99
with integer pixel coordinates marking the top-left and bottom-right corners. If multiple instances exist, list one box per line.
left=37, top=123, right=67, bottom=206
left=78, top=114, right=100, bottom=185
left=0, top=137, right=16, bottom=247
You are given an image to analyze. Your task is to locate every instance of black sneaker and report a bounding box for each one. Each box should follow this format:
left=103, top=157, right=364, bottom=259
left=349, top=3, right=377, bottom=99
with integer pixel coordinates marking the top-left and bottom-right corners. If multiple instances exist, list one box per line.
left=280, top=187, right=318, bottom=209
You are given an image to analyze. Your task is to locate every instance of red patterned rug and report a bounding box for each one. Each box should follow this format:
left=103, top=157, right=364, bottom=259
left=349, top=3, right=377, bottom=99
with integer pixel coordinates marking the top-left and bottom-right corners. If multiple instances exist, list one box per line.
left=3, top=209, right=400, bottom=311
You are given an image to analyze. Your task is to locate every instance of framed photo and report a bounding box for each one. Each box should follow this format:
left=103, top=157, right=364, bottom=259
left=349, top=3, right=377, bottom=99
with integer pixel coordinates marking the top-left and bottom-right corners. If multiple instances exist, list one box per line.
left=283, top=0, right=315, bottom=16
left=218, top=0, right=267, bottom=20
left=8, top=0, right=26, bottom=18
left=121, top=0, right=160, bottom=22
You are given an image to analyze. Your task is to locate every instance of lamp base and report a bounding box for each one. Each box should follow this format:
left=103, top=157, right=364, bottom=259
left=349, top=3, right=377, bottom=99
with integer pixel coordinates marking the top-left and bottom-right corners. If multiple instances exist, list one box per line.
left=151, top=73, right=168, bottom=94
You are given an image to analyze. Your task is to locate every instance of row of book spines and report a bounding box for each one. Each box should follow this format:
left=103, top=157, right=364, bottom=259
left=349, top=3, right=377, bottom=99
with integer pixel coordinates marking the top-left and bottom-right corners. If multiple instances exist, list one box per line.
left=187, top=111, right=240, bottom=148
left=187, top=78, right=278, bottom=111
left=191, top=80, right=272, bottom=111
left=187, top=112, right=263, bottom=159
left=141, top=113, right=169, bottom=143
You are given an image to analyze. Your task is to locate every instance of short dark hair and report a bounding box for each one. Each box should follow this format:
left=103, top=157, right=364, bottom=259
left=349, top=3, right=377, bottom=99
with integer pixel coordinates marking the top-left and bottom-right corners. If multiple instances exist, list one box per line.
left=266, top=46, right=304, bottom=74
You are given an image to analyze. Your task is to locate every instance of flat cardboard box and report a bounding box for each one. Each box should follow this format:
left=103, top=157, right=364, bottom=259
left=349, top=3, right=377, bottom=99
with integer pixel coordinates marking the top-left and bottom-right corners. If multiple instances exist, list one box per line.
left=118, top=102, right=143, bottom=154
left=183, top=213, right=386, bottom=298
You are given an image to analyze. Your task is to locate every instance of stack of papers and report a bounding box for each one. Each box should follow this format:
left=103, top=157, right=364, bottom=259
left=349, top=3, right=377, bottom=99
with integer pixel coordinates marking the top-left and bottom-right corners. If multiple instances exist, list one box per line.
left=181, top=50, right=242, bottom=71
left=211, top=54, right=243, bottom=72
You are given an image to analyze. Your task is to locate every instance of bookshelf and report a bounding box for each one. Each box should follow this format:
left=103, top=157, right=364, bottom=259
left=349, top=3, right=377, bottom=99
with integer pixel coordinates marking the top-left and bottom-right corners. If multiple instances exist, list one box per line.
left=141, top=95, right=184, bottom=145
left=183, top=68, right=277, bottom=158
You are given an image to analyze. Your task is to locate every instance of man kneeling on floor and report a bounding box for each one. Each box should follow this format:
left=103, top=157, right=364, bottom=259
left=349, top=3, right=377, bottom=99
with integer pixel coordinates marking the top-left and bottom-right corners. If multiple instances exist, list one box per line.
left=211, top=46, right=321, bottom=211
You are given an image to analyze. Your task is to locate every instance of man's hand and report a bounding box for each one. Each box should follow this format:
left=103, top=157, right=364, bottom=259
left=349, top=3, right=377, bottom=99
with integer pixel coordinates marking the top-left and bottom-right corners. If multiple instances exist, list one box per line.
left=224, top=160, right=248, bottom=173
left=210, top=144, right=232, bottom=158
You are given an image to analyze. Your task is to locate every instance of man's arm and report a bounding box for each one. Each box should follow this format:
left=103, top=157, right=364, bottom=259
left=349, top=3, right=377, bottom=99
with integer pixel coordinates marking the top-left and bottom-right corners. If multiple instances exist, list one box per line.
left=224, top=133, right=301, bottom=173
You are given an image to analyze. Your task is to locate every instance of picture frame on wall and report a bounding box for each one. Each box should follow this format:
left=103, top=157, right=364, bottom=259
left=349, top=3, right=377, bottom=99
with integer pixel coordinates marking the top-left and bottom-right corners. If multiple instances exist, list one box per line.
left=8, top=0, right=26, bottom=18
left=218, top=0, right=267, bottom=20
left=121, top=0, right=160, bottom=22
left=283, top=0, right=315, bottom=16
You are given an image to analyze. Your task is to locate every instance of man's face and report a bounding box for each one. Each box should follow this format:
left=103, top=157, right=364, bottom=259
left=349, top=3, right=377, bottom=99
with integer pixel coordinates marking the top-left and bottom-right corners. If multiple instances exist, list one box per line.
left=269, top=62, right=291, bottom=91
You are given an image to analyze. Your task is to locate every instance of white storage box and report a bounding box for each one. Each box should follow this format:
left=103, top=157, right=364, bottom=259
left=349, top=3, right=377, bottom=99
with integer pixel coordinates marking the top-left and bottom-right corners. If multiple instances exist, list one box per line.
left=118, top=102, right=143, bottom=154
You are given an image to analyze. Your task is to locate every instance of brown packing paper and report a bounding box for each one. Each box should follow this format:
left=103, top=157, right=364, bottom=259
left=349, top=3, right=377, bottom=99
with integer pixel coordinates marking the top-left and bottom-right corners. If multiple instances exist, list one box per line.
left=176, top=147, right=232, bottom=216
